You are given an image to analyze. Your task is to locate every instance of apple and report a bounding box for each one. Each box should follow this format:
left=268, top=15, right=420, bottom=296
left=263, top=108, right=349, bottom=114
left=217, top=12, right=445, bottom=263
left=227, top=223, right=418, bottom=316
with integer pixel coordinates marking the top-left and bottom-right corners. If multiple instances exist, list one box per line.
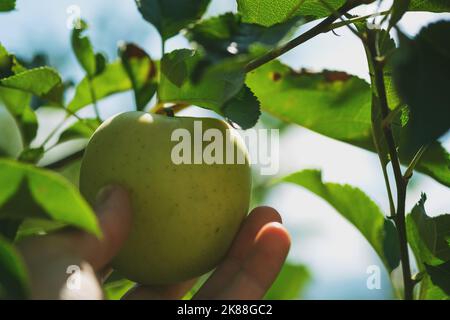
left=79, top=111, right=251, bottom=285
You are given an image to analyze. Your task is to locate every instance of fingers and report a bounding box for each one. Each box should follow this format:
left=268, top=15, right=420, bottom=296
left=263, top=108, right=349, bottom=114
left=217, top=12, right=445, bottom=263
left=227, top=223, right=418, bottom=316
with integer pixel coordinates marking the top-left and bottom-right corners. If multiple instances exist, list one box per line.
left=216, top=222, right=290, bottom=299
left=74, top=185, right=133, bottom=271
left=17, top=185, right=132, bottom=299
left=194, top=206, right=288, bottom=299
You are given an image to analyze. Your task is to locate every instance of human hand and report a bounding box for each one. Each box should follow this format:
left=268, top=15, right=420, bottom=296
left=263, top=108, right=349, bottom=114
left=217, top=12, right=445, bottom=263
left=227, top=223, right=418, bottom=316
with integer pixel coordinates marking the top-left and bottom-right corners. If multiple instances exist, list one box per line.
left=19, top=186, right=290, bottom=299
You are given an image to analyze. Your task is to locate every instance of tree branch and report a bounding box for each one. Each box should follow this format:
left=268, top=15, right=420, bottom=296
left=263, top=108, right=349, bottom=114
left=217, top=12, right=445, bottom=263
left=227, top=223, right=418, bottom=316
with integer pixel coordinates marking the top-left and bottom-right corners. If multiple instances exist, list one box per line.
left=366, top=30, right=414, bottom=300
left=244, top=0, right=360, bottom=73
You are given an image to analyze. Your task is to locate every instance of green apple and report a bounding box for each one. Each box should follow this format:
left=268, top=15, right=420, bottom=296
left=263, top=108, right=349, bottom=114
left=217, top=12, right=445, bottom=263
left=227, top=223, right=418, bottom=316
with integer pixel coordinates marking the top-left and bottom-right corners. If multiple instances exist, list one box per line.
left=79, top=111, right=251, bottom=285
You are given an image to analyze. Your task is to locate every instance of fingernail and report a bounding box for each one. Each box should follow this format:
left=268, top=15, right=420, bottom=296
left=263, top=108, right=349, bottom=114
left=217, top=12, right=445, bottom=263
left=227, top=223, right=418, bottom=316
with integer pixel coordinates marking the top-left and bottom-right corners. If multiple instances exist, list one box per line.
left=95, top=185, right=116, bottom=209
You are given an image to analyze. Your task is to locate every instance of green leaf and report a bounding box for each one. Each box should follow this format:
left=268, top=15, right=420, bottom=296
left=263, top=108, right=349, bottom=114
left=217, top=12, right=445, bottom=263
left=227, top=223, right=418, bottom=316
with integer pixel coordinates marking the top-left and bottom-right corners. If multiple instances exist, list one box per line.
left=409, top=0, right=450, bottom=12
left=159, top=49, right=246, bottom=114
left=0, top=0, right=15, bottom=12
left=0, top=104, right=22, bottom=158
left=136, top=0, right=211, bottom=40
left=186, top=12, right=302, bottom=59
left=104, top=278, right=135, bottom=300
left=223, top=85, right=260, bottom=129
left=247, top=60, right=373, bottom=149
left=424, top=261, right=450, bottom=297
left=416, top=142, right=450, bottom=187
left=406, top=194, right=450, bottom=268
left=0, top=159, right=101, bottom=236
left=389, top=0, right=411, bottom=30
left=0, top=67, right=62, bottom=97
left=18, top=147, right=44, bottom=164
left=281, top=169, right=400, bottom=272
left=0, top=236, right=29, bottom=299
left=67, top=61, right=132, bottom=113
left=0, top=87, right=37, bottom=146
left=0, top=219, right=21, bottom=241
left=0, top=46, right=51, bottom=147
left=237, top=0, right=346, bottom=27
left=15, top=218, right=66, bottom=241
left=392, top=21, right=450, bottom=156
left=119, top=43, right=157, bottom=111
left=246, top=60, right=450, bottom=186
left=57, top=118, right=100, bottom=144
left=264, top=263, right=311, bottom=299
left=406, top=194, right=450, bottom=299
left=71, top=20, right=98, bottom=78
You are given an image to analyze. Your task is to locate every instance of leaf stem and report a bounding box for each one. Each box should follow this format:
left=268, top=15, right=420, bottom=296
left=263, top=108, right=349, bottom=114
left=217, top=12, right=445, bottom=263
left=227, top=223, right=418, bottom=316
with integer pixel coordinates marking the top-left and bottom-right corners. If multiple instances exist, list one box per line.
left=40, top=115, right=69, bottom=148
left=404, top=144, right=428, bottom=180
left=88, top=77, right=101, bottom=121
left=366, top=30, right=414, bottom=300
left=244, top=0, right=360, bottom=72
left=325, top=10, right=390, bottom=32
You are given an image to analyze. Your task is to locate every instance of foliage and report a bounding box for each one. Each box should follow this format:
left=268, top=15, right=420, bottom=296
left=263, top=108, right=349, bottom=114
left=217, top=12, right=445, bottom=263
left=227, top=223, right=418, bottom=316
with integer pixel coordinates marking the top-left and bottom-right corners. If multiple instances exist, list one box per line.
left=0, top=0, right=449, bottom=300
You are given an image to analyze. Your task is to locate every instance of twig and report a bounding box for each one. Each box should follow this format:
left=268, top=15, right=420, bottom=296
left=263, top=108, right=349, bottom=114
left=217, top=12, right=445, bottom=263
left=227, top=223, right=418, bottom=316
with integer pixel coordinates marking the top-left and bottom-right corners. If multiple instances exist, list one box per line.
left=244, top=0, right=360, bottom=72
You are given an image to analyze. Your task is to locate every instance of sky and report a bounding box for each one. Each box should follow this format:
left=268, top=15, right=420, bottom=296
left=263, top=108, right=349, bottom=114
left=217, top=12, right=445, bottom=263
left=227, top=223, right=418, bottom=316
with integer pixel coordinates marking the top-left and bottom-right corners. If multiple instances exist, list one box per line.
left=1, top=0, right=449, bottom=299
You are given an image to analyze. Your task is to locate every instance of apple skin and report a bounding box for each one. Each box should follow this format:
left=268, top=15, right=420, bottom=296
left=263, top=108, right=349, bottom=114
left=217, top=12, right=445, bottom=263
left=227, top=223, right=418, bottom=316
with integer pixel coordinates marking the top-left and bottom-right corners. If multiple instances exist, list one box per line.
left=79, top=111, right=251, bottom=285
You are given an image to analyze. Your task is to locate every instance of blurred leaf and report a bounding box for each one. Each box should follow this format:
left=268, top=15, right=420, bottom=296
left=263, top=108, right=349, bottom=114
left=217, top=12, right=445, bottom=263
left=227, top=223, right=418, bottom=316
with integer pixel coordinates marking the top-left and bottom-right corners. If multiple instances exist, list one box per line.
left=264, top=263, right=311, bottom=299
left=67, top=61, right=132, bottom=113
left=15, top=53, right=65, bottom=108
left=0, top=45, right=62, bottom=148
left=57, top=118, right=100, bottom=144
left=18, top=147, right=44, bottom=164
left=136, top=0, right=211, bottom=40
left=159, top=49, right=249, bottom=120
left=409, top=0, right=450, bottom=12
left=0, top=67, right=62, bottom=97
left=281, top=169, right=400, bottom=272
left=247, top=60, right=450, bottom=186
left=187, top=12, right=302, bottom=60
left=419, top=274, right=448, bottom=300
left=389, top=0, right=411, bottom=29
left=416, top=142, right=450, bottom=186
left=0, top=235, right=29, bottom=299
left=424, top=261, right=450, bottom=296
left=0, top=43, right=26, bottom=76
left=392, top=21, right=450, bottom=156
left=0, top=87, right=36, bottom=146
left=223, top=85, right=260, bottom=129
left=119, top=43, right=157, bottom=111
left=104, top=279, right=135, bottom=300
left=0, top=105, right=26, bottom=158
left=15, top=218, right=66, bottom=241
left=71, top=20, right=98, bottom=78
left=237, top=0, right=346, bottom=27
left=0, top=159, right=101, bottom=236
left=0, top=219, right=21, bottom=240
left=0, top=0, right=15, bottom=12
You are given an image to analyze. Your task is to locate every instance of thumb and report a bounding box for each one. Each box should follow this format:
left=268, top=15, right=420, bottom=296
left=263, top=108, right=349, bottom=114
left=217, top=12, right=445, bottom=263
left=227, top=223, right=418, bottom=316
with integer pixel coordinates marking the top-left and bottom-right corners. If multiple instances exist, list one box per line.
left=75, top=185, right=133, bottom=271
